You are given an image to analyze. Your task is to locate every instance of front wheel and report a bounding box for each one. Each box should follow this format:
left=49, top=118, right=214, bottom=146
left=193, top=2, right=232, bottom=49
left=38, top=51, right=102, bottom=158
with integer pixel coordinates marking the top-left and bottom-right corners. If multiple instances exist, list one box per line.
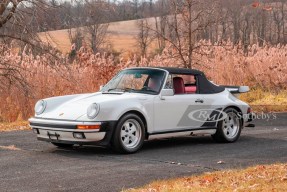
left=212, top=108, right=242, bottom=143
left=112, top=113, right=145, bottom=154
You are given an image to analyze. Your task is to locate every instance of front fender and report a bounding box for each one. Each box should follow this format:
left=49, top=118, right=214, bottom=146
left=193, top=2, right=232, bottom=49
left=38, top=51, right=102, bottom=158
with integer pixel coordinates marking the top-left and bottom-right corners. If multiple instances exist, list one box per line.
left=77, top=96, right=155, bottom=132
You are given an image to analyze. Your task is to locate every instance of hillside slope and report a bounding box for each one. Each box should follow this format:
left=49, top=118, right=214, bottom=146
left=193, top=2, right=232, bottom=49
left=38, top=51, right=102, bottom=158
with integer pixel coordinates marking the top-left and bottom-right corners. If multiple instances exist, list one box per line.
left=39, top=18, right=156, bottom=55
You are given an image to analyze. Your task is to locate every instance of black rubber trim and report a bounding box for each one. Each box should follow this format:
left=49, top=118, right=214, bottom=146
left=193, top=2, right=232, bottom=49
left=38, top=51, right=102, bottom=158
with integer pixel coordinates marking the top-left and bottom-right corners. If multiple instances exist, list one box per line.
left=30, top=123, right=76, bottom=129
left=98, top=121, right=117, bottom=146
left=248, top=113, right=255, bottom=122
left=149, top=127, right=217, bottom=135
left=99, top=121, right=117, bottom=132
left=38, top=137, right=102, bottom=145
left=30, top=121, right=118, bottom=131
left=245, top=124, right=255, bottom=128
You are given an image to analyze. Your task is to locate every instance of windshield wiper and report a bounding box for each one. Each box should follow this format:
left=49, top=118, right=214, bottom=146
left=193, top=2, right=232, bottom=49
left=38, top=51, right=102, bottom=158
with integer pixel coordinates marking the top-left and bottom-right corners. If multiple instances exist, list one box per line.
left=106, top=88, right=123, bottom=92
left=105, top=88, right=135, bottom=93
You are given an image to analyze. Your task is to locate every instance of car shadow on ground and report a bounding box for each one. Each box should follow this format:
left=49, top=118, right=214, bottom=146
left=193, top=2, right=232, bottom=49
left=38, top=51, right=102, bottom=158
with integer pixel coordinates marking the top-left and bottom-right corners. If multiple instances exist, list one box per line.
left=48, top=135, right=253, bottom=157
left=46, top=133, right=287, bottom=173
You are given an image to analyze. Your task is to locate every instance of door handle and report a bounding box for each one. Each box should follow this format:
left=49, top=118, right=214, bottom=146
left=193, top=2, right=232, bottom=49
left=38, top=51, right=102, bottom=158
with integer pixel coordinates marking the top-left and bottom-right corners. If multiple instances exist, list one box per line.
left=195, top=99, right=204, bottom=103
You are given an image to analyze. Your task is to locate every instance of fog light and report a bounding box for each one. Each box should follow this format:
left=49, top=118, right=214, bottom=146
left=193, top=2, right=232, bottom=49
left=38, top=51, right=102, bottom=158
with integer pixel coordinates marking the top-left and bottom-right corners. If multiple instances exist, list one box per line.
left=33, top=128, right=39, bottom=134
left=73, top=132, right=85, bottom=139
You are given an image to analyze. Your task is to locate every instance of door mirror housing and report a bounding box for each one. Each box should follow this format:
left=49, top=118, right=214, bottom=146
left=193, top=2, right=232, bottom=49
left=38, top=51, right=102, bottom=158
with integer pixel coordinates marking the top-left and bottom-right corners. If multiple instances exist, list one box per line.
left=160, top=89, right=174, bottom=97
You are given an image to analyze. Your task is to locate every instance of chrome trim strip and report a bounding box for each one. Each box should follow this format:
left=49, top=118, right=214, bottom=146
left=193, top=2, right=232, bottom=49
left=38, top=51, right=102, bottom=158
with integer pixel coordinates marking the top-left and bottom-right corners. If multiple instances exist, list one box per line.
left=148, top=129, right=217, bottom=140
left=31, top=126, right=100, bottom=133
left=149, top=127, right=217, bottom=135
left=29, top=118, right=102, bottom=126
left=191, top=129, right=217, bottom=135
left=148, top=131, right=192, bottom=140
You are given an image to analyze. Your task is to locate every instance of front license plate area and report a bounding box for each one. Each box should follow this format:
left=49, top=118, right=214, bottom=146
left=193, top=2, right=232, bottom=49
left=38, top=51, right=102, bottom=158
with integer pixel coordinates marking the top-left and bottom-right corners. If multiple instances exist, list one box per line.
left=47, top=131, right=60, bottom=140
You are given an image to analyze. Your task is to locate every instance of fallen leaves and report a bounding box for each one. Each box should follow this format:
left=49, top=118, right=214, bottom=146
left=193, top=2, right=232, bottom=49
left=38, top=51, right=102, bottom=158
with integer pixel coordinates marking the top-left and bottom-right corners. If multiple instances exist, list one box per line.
left=201, top=175, right=218, bottom=184
left=124, top=164, right=287, bottom=192
left=0, top=145, right=21, bottom=151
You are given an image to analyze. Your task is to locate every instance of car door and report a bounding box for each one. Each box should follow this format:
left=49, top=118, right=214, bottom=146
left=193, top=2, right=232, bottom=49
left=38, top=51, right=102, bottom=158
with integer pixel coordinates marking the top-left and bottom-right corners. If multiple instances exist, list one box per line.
left=153, top=94, right=208, bottom=133
left=152, top=74, right=210, bottom=133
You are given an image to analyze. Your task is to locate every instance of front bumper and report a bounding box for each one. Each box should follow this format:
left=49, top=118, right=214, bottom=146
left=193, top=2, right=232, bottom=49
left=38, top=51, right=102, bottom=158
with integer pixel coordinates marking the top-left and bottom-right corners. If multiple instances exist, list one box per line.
left=29, top=118, right=117, bottom=146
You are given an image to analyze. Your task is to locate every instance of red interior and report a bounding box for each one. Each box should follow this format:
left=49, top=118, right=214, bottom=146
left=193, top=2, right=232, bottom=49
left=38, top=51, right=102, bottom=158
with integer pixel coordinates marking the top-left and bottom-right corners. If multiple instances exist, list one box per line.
left=173, top=77, right=185, bottom=94
left=185, top=86, right=197, bottom=94
left=173, top=77, right=197, bottom=94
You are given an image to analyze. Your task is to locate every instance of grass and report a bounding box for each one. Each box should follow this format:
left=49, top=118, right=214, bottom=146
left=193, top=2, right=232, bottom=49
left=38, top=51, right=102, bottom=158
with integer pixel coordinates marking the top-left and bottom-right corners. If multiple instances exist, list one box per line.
left=125, top=163, right=287, bottom=192
left=240, top=89, right=287, bottom=112
left=0, top=121, right=30, bottom=132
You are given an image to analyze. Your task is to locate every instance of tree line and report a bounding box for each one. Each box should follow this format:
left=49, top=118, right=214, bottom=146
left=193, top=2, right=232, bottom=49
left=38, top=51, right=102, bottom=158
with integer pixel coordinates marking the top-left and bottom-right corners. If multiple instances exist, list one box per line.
left=0, top=0, right=287, bottom=65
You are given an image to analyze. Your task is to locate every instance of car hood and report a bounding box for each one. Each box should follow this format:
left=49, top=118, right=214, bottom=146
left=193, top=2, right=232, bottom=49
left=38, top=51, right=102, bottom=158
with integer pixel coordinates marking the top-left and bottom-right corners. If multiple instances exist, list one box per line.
left=38, top=92, right=147, bottom=121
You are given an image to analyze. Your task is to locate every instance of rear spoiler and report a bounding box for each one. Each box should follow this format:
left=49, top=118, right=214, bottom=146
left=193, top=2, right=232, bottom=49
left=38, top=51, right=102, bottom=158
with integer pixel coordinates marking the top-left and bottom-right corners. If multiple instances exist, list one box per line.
left=222, top=86, right=250, bottom=94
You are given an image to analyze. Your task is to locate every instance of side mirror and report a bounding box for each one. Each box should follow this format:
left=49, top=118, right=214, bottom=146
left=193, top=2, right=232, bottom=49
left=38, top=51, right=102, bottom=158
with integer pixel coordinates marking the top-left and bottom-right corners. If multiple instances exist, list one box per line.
left=99, top=85, right=104, bottom=91
left=160, top=89, right=174, bottom=99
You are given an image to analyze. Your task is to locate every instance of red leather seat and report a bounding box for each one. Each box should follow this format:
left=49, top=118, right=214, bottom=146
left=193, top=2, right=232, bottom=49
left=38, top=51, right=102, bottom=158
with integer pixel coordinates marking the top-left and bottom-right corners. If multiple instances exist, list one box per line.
left=173, top=77, right=185, bottom=94
left=185, top=86, right=197, bottom=94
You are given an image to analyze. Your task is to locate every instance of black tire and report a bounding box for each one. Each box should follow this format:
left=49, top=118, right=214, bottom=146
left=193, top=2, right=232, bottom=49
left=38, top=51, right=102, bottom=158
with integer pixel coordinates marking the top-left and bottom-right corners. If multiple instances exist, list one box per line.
left=212, top=108, right=242, bottom=143
left=112, top=113, right=145, bottom=154
left=51, top=142, right=74, bottom=148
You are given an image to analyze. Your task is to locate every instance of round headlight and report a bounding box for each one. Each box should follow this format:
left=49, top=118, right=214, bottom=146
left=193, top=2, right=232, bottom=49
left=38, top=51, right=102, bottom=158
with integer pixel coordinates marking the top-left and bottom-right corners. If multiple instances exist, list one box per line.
left=87, top=103, right=100, bottom=119
left=35, top=100, right=46, bottom=115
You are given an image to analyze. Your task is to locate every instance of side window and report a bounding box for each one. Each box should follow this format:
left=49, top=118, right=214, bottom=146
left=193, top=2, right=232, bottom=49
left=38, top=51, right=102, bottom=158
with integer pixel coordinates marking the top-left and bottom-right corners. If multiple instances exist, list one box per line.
left=164, top=75, right=173, bottom=89
left=172, top=74, right=198, bottom=94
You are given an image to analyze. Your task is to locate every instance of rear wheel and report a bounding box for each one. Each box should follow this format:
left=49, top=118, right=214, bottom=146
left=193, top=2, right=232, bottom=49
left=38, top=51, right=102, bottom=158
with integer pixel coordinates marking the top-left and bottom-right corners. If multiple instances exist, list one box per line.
left=112, top=113, right=145, bottom=154
left=51, top=142, right=74, bottom=148
left=212, top=108, right=242, bottom=143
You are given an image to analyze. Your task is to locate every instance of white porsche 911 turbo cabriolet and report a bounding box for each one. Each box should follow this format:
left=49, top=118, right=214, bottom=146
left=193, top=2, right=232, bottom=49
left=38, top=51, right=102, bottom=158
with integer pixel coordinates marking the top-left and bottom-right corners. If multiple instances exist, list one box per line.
left=29, top=67, right=254, bottom=153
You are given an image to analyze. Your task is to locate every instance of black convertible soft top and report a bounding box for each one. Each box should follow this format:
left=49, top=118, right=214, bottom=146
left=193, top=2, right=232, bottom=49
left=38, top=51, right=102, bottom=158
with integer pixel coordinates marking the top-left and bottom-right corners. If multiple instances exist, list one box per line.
left=158, top=67, right=203, bottom=76
left=157, top=67, right=225, bottom=94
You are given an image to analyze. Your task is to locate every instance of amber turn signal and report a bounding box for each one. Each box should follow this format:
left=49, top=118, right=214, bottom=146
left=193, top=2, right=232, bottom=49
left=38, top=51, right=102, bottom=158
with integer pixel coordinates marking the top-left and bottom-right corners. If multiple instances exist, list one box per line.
left=77, top=125, right=100, bottom=129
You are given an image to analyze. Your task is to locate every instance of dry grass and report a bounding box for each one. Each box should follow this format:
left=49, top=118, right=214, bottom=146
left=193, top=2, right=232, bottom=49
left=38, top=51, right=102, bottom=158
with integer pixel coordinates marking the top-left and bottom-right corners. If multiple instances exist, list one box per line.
left=240, top=89, right=287, bottom=112
left=0, top=121, right=30, bottom=132
left=125, top=163, right=287, bottom=192
left=1, top=40, right=287, bottom=122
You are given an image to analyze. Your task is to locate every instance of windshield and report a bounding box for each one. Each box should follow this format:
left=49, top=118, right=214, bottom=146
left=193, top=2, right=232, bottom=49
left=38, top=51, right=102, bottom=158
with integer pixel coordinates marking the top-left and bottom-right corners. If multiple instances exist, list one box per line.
left=101, top=69, right=166, bottom=94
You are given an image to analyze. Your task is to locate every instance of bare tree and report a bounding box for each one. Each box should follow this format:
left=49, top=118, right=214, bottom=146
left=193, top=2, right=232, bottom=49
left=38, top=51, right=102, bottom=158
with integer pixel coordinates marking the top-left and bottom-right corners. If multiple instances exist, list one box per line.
left=0, top=0, right=26, bottom=28
left=136, top=19, right=153, bottom=57
left=0, top=0, right=65, bottom=95
left=154, top=0, right=169, bottom=53
left=66, top=1, right=84, bottom=53
left=148, top=0, right=218, bottom=68
left=83, top=0, right=111, bottom=53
